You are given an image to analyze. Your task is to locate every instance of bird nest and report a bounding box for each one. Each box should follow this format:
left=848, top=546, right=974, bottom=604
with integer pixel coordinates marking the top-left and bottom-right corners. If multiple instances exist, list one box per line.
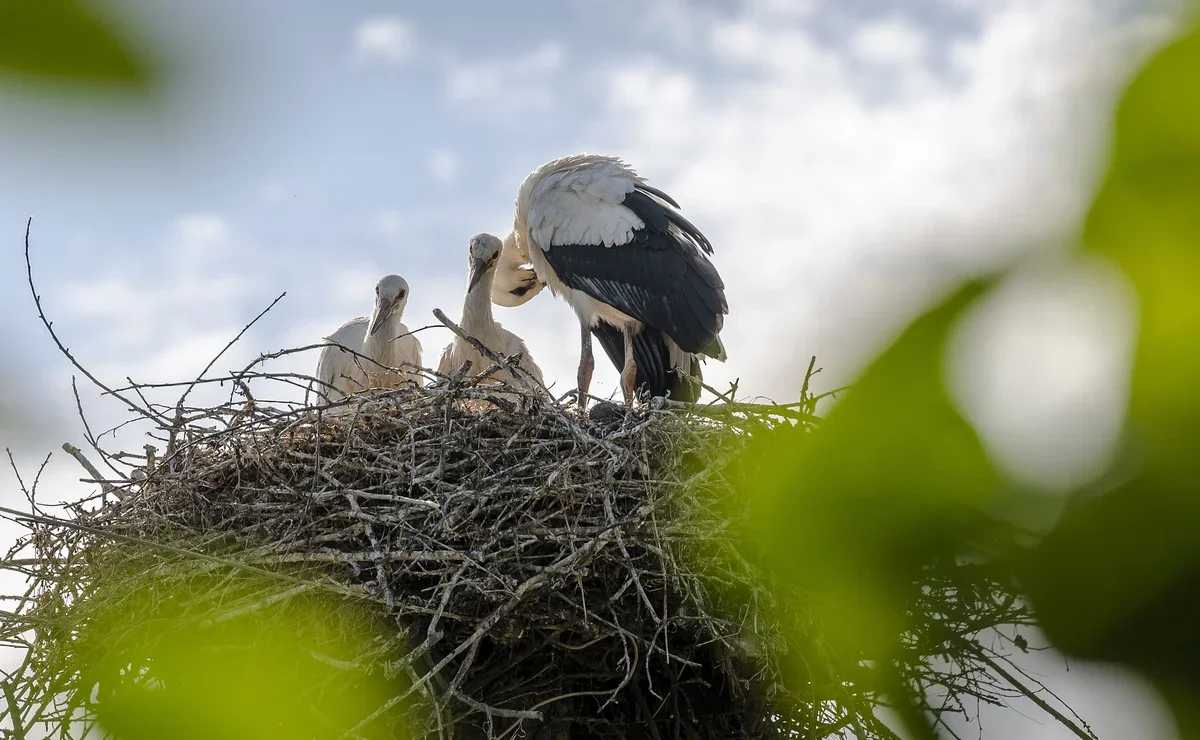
left=0, top=364, right=1087, bottom=740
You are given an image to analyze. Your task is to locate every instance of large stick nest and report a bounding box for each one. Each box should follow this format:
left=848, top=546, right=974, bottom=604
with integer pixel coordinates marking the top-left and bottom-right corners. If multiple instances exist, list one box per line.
left=1, top=365, right=1086, bottom=740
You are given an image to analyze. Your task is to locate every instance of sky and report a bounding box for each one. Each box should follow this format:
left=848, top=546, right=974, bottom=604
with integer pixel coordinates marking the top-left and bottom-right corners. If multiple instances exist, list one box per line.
left=0, top=0, right=1187, bottom=737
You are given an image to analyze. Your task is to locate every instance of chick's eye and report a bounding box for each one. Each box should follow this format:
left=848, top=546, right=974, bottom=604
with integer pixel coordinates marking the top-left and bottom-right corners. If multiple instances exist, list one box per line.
left=399, top=290, right=406, bottom=298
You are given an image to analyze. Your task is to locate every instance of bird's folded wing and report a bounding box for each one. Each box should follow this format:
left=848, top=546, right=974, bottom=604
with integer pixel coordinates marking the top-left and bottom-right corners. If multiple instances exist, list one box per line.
left=531, top=173, right=726, bottom=353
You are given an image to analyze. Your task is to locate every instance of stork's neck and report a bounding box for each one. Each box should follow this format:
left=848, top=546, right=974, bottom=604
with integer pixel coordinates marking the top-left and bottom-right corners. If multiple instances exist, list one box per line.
left=363, top=311, right=405, bottom=363
left=462, top=267, right=496, bottom=334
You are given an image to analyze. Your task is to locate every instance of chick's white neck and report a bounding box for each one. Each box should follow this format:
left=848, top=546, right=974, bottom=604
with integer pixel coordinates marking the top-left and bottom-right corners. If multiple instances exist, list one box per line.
left=461, top=265, right=497, bottom=335
left=363, top=309, right=408, bottom=365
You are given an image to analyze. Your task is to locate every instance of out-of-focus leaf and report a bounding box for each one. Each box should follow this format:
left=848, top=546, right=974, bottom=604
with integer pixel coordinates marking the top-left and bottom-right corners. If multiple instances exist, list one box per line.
left=0, top=0, right=150, bottom=86
left=1023, top=22, right=1200, bottom=711
left=76, top=574, right=413, bottom=740
left=732, top=282, right=1002, bottom=734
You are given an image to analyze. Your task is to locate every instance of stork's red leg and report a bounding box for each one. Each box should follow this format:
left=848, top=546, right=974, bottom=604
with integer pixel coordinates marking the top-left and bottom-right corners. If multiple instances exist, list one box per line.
left=577, top=321, right=595, bottom=412
left=619, top=327, right=638, bottom=405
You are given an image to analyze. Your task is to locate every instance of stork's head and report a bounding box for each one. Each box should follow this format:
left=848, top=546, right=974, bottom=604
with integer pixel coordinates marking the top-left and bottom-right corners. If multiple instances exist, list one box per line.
left=467, top=233, right=503, bottom=292
left=368, top=273, right=410, bottom=336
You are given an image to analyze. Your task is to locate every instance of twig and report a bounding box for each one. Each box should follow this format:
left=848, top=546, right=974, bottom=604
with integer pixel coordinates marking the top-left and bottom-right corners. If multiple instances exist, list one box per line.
left=174, top=291, right=287, bottom=411
left=0, top=504, right=363, bottom=599
left=24, top=217, right=166, bottom=427
left=60, top=443, right=117, bottom=497
left=3, top=679, right=27, bottom=740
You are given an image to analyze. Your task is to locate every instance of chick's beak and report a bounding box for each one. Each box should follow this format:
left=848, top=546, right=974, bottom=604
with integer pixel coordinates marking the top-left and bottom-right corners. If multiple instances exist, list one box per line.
left=368, top=296, right=394, bottom=336
left=467, top=257, right=490, bottom=292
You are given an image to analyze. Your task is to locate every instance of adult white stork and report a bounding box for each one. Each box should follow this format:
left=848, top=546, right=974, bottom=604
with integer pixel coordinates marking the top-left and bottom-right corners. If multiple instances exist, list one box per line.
left=313, top=274, right=422, bottom=402
left=439, top=233, right=545, bottom=388
left=492, top=154, right=727, bottom=407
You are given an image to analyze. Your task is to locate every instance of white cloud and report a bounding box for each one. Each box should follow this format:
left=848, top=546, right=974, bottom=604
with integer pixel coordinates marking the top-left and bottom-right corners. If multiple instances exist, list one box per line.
left=372, top=209, right=409, bottom=242
left=353, top=17, right=416, bottom=64
left=173, top=213, right=232, bottom=264
left=175, top=213, right=228, bottom=246
left=752, top=0, right=817, bottom=18
left=428, top=149, right=460, bottom=183
left=849, top=17, right=928, bottom=66
left=261, top=180, right=289, bottom=205
left=56, top=214, right=264, bottom=363
left=445, top=43, right=565, bottom=114
left=583, top=0, right=1172, bottom=408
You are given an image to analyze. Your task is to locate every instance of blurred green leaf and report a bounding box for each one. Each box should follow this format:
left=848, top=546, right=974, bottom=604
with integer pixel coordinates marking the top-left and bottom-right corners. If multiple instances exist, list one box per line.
left=0, top=0, right=150, bottom=86
left=76, top=574, right=413, bottom=740
left=734, top=282, right=1003, bottom=735
left=1023, top=20, right=1200, bottom=721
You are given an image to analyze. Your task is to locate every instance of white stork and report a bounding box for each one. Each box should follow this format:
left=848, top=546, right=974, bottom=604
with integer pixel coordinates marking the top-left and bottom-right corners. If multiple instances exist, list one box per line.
left=491, top=154, right=727, bottom=407
left=313, top=274, right=423, bottom=401
left=314, top=318, right=369, bottom=402
left=362, top=273, right=423, bottom=390
left=438, top=233, right=545, bottom=388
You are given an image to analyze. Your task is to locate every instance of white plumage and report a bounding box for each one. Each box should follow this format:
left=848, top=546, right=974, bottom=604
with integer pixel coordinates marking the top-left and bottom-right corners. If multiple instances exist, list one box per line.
left=489, top=232, right=544, bottom=307
left=313, top=274, right=423, bottom=402
left=439, top=233, right=544, bottom=389
left=313, top=317, right=370, bottom=402
left=492, top=154, right=727, bottom=407
left=363, top=273, right=423, bottom=391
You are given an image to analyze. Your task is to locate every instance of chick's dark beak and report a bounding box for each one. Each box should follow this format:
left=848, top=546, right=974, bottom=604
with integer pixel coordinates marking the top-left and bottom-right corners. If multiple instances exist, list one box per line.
left=467, top=256, right=493, bottom=292
left=368, top=296, right=394, bottom=336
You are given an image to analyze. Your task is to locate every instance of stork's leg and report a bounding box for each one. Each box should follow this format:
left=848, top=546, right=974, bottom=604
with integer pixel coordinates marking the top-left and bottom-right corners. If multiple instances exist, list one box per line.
left=619, top=326, right=638, bottom=405
left=577, top=322, right=595, bottom=412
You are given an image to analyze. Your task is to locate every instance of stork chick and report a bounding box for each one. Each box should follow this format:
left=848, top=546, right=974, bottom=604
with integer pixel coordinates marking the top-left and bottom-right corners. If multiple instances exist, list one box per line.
left=438, top=234, right=544, bottom=389
left=313, top=274, right=422, bottom=402
left=314, top=318, right=369, bottom=402
left=362, top=273, right=423, bottom=390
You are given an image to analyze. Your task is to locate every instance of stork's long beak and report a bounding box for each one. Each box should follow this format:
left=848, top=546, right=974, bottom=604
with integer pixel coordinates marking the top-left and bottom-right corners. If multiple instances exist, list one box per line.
left=368, top=297, right=394, bottom=336
left=467, top=256, right=491, bottom=293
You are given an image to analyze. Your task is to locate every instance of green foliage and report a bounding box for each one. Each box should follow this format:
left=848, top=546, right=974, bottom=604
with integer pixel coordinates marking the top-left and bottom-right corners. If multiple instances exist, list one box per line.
left=62, top=567, right=414, bottom=740
left=0, top=0, right=151, bottom=87
left=729, top=18, right=1200, bottom=739
left=1023, top=24, right=1200, bottom=736
left=730, top=283, right=1031, bottom=739
left=744, top=283, right=997, bottom=657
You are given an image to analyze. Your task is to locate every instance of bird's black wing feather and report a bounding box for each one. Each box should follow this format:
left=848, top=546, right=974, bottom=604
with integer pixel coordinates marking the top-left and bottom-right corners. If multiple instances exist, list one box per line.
left=592, top=322, right=702, bottom=403
left=543, top=185, right=727, bottom=354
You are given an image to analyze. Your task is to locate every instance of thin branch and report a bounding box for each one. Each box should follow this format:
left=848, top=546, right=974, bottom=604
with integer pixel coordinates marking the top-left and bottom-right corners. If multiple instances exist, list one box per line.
left=174, top=291, right=286, bottom=410
left=24, top=217, right=165, bottom=427
left=60, top=443, right=117, bottom=497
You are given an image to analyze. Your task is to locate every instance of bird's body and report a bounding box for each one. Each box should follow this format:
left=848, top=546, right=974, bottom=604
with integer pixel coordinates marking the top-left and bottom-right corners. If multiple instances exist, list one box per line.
left=362, top=308, right=423, bottom=391
left=440, top=234, right=544, bottom=389
left=494, top=154, right=726, bottom=406
left=313, top=274, right=422, bottom=402
left=314, top=317, right=370, bottom=402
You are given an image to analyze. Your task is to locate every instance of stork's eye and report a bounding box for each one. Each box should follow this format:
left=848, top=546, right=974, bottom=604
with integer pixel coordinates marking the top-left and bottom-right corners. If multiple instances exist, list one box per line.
left=399, top=289, right=406, bottom=299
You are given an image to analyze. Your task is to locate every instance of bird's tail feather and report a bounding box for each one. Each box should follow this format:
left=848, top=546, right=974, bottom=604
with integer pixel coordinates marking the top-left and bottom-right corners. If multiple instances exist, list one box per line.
left=592, top=323, right=703, bottom=403
left=700, top=334, right=727, bottom=362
